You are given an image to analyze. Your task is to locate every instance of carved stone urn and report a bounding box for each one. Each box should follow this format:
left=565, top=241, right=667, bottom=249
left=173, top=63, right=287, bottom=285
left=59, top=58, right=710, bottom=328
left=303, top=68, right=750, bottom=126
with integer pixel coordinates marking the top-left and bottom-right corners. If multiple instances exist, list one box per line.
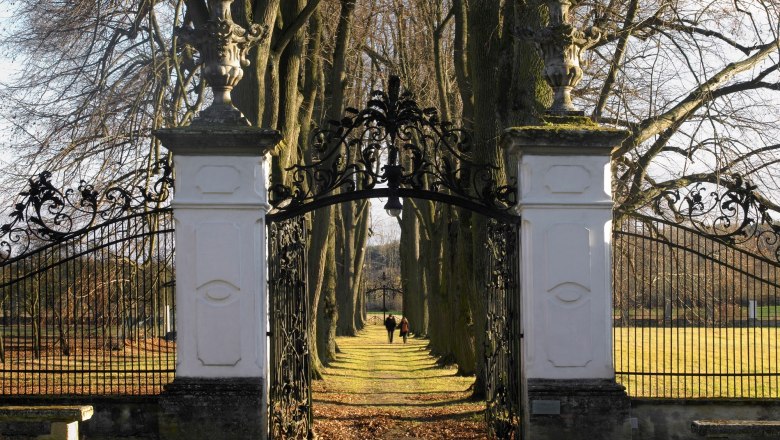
left=177, top=0, right=267, bottom=125
left=533, top=0, right=601, bottom=115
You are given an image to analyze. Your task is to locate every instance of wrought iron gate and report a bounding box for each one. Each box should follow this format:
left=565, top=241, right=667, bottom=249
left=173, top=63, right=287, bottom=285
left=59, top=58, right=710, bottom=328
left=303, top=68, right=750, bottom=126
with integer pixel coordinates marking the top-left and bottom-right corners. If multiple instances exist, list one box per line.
left=485, top=220, right=522, bottom=439
left=268, top=215, right=312, bottom=439
left=0, top=160, right=175, bottom=396
left=614, top=176, right=780, bottom=399
left=265, top=76, right=522, bottom=439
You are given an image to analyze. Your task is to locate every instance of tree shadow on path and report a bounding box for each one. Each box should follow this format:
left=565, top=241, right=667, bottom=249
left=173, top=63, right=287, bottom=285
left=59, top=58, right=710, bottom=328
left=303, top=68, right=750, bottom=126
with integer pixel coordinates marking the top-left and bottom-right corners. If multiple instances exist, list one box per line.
left=312, top=324, right=488, bottom=440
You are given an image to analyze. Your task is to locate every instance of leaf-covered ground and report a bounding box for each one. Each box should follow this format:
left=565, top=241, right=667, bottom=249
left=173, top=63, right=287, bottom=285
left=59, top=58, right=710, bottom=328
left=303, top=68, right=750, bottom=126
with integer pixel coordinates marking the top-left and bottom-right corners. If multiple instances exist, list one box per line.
left=312, top=323, right=488, bottom=439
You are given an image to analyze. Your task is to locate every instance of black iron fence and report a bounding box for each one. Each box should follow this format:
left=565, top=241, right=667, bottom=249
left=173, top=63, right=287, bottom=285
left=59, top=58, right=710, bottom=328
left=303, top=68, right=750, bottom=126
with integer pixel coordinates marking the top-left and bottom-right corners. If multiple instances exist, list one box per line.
left=613, top=179, right=780, bottom=398
left=0, top=162, right=176, bottom=395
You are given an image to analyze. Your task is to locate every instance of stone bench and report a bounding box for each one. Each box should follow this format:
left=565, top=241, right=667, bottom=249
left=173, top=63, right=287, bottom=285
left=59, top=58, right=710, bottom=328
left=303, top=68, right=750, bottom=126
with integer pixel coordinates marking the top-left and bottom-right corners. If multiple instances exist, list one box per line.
left=0, top=405, right=93, bottom=440
left=692, top=419, right=780, bottom=439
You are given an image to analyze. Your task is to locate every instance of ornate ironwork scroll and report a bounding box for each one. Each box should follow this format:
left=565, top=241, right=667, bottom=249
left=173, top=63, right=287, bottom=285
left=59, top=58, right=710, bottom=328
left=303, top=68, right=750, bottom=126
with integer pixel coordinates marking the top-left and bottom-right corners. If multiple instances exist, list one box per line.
left=0, top=159, right=173, bottom=264
left=485, top=220, right=522, bottom=439
left=268, top=215, right=312, bottom=440
left=626, top=175, right=780, bottom=263
left=268, top=76, right=516, bottom=219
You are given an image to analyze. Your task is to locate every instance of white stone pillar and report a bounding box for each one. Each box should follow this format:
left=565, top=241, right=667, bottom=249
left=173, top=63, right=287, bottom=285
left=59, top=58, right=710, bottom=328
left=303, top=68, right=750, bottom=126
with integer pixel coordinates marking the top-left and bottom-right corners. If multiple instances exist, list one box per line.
left=155, top=126, right=281, bottom=440
left=503, top=124, right=630, bottom=440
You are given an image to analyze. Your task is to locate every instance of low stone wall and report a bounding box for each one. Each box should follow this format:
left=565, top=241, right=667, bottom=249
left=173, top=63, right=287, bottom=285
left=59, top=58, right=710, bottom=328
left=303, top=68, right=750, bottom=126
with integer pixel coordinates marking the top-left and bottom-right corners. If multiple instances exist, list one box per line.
left=0, top=396, right=159, bottom=440
left=631, top=399, right=780, bottom=439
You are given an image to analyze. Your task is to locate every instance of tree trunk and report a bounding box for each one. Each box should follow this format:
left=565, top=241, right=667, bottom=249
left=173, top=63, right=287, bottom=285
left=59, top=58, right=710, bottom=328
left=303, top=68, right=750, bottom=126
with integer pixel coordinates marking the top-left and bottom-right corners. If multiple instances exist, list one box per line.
left=335, top=203, right=357, bottom=336
left=352, top=200, right=370, bottom=331
left=231, top=0, right=281, bottom=126
left=400, top=202, right=424, bottom=336
left=308, top=208, right=331, bottom=378
left=317, top=223, right=339, bottom=363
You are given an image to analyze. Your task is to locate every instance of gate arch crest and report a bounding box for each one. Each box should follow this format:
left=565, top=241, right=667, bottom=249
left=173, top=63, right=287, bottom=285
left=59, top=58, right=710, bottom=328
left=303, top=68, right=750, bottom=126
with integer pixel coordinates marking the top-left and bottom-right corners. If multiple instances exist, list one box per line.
left=267, top=76, right=518, bottom=223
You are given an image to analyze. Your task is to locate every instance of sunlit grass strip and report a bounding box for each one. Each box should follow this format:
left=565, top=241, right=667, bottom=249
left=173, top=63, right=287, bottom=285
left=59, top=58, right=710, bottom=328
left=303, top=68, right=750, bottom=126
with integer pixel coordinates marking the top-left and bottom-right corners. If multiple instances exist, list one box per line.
left=614, top=327, right=780, bottom=398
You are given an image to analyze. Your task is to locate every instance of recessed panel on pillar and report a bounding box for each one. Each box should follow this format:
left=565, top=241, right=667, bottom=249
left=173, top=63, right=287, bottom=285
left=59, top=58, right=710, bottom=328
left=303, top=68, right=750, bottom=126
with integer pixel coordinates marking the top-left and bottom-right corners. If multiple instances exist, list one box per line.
left=195, top=165, right=241, bottom=195
left=197, top=293, right=242, bottom=366
left=545, top=296, right=592, bottom=367
left=544, top=165, right=591, bottom=194
left=196, top=223, right=241, bottom=288
left=195, top=223, right=243, bottom=366
left=545, top=224, right=591, bottom=291
left=544, top=224, right=593, bottom=368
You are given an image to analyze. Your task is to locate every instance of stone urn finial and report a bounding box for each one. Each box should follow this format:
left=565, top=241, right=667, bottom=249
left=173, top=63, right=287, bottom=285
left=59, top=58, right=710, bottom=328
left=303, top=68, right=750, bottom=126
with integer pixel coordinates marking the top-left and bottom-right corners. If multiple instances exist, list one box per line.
left=529, top=0, right=601, bottom=115
left=177, top=0, right=267, bottom=125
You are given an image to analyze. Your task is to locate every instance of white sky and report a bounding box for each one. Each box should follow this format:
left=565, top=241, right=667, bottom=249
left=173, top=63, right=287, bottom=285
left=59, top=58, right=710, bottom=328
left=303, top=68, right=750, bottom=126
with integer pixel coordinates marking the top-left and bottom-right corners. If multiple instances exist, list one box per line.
left=367, top=197, right=401, bottom=246
left=0, top=7, right=19, bottom=172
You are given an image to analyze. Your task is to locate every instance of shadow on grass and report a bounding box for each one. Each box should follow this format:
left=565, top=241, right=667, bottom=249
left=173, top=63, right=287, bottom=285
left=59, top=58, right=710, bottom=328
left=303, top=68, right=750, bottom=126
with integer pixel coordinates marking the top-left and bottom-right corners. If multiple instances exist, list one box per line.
left=324, top=372, right=456, bottom=380
left=314, top=388, right=470, bottom=398
left=314, top=408, right=486, bottom=423
left=326, top=360, right=444, bottom=369
left=313, top=397, right=478, bottom=408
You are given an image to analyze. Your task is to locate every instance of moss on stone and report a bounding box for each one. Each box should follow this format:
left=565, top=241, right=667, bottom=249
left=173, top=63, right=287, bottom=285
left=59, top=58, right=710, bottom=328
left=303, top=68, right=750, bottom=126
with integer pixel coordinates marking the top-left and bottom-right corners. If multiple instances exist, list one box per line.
left=507, top=115, right=626, bottom=136
left=542, top=115, right=597, bottom=127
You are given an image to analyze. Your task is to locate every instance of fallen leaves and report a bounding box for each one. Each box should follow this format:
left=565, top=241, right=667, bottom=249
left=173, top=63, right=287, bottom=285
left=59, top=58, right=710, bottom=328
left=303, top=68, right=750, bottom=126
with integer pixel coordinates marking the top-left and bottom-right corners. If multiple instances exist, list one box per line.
left=311, top=325, right=488, bottom=439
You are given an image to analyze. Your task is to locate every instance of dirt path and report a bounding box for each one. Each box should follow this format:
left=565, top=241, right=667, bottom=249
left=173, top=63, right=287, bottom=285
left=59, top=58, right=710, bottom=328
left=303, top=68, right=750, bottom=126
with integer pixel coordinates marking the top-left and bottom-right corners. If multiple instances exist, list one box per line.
left=312, top=322, right=487, bottom=439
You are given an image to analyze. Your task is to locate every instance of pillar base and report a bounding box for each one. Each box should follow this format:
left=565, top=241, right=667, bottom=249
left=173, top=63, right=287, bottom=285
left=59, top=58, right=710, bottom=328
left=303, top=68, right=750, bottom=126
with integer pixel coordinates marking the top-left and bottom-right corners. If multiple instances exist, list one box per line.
left=526, top=379, right=631, bottom=440
left=159, top=378, right=264, bottom=440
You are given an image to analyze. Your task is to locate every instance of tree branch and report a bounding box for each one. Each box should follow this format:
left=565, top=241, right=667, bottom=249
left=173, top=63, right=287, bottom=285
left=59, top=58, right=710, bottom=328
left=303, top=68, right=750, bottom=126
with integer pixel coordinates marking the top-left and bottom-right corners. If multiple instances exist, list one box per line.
left=647, top=18, right=765, bottom=55
left=593, top=0, right=639, bottom=120
left=273, top=0, right=322, bottom=55
left=619, top=39, right=780, bottom=157
left=184, top=0, right=209, bottom=26
left=433, top=6, right=455, bottom=38
left=362, top=45, right=393, bottom=68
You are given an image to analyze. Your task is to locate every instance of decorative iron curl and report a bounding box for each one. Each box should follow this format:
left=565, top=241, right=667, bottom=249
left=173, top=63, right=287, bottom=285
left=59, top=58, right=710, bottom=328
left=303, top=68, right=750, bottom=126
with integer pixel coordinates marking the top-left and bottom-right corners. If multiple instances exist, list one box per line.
left=268, top=76, right=516, bottom=214
left=0, top=158, right=174, bottom=264
left=642, top=175, right=780, bottom=263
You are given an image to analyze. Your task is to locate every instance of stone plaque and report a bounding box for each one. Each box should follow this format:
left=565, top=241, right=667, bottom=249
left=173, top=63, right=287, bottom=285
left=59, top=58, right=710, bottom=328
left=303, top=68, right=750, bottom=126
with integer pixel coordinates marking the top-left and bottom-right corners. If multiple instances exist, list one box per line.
left=531, top=399, right=561, bottom=415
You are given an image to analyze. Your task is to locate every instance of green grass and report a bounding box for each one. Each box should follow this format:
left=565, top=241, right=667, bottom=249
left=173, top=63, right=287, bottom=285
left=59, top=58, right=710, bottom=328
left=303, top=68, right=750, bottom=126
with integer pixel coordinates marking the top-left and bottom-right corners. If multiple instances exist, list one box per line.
left=614, top=327, right=780, bottom=398
left=365, top=310, right=402, bottom=317
left=757, top=306, right=780, bottom=319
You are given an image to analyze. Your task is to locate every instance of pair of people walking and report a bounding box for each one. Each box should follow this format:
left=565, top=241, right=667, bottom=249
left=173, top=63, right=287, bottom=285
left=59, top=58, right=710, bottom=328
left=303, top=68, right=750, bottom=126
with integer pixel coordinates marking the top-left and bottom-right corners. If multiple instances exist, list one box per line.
left=384, top=314, right=410, bottom=343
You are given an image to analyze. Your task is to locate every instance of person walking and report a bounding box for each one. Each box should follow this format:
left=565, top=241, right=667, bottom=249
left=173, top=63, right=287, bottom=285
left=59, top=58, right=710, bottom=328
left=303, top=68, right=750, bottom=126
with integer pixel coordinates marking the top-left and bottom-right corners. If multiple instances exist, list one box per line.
left=384, top=314, right=397, bottom=343
left=399, top=316, right=410, bottom=343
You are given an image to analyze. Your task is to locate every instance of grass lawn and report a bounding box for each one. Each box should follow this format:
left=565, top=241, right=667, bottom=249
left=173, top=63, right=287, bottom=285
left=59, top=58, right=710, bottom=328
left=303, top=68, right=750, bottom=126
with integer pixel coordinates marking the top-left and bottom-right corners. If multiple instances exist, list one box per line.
left=615, top=326, right=780, bottom=398
left=757, top=305, right=780, bottom=319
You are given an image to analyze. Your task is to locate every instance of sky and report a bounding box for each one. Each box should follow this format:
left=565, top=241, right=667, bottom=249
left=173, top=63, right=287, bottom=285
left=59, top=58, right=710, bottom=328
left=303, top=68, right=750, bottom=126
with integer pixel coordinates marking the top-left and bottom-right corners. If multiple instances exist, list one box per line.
left=367, top=197, right=401, bottom=246
left=0, top=7, right=19, bottom=171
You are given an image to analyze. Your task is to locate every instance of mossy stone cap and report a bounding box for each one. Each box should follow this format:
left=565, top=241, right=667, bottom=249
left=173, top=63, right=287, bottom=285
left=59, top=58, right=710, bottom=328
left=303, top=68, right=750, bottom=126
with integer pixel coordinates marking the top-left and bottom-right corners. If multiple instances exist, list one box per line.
left=154, top=125, right=282, bottom=156
left=503, top=116, right=629, bottom=155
